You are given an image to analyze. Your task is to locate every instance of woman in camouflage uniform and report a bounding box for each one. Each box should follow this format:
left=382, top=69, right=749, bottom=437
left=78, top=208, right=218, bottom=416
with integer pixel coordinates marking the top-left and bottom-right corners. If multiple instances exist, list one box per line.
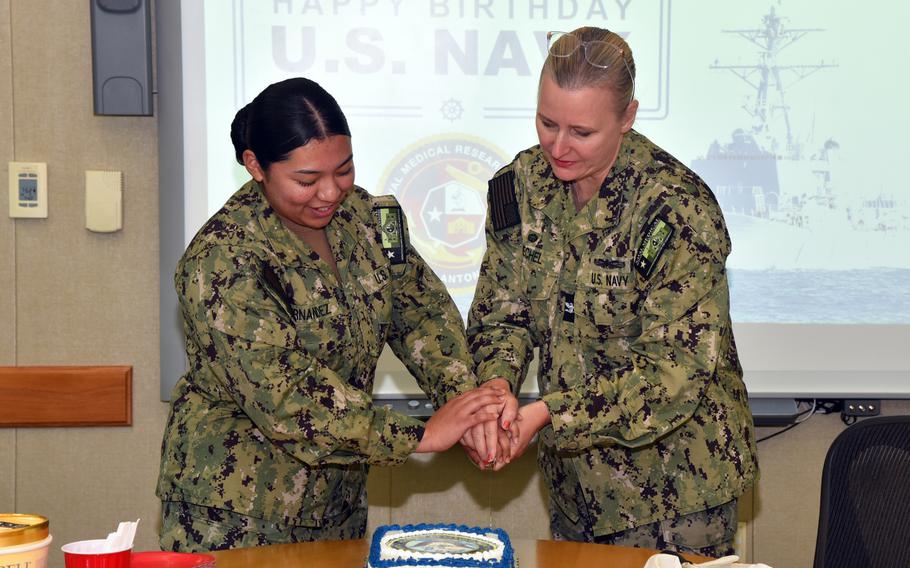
left=467, top=27, right=759, bottom=557
left=157, top=78, right=505, bottom=552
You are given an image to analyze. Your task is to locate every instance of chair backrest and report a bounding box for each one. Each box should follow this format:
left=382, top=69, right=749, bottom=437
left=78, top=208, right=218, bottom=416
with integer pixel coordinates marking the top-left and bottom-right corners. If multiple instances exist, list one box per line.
left=813, top=415, right=910, bottom=568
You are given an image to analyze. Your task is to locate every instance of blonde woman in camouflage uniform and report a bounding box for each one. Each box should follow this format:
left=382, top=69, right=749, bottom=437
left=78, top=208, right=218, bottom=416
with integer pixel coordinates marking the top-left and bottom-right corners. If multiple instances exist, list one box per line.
left=467, top=27, right=759, bottom=557
left=157, top=78, right=508, bottom=552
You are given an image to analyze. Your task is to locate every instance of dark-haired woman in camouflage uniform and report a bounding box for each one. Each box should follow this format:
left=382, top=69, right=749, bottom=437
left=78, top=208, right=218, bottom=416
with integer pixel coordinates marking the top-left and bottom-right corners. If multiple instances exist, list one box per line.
left=157, top=77, right=508, bottom=552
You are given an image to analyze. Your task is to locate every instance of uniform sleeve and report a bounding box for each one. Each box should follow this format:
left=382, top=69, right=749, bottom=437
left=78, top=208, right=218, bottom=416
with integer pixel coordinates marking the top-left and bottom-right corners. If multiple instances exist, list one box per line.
left=180, top=247, right=425, bottom=468
left=385, top=240, right=478, bottom=408
left=465, top=174, right=536, bottom=394
left=542, top=218, right=732, bottom=452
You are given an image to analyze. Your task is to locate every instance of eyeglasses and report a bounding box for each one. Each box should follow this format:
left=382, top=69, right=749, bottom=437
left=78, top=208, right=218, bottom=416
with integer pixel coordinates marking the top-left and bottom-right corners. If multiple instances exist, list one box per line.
left=546, top=31, right=635, bottom=102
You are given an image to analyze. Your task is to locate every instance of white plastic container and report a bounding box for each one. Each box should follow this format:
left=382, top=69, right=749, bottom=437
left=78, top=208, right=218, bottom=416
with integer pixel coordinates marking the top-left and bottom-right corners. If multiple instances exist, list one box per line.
left=0, top=514, right=52, bottom=568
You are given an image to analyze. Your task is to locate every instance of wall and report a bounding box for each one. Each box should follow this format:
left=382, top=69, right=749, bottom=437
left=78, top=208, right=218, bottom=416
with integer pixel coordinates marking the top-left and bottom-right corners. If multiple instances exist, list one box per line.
left=0, top=0, right=14, bottom=521
left=1, top=3, right=907, bottom=568
left=0, top=1, right=167, bottom=566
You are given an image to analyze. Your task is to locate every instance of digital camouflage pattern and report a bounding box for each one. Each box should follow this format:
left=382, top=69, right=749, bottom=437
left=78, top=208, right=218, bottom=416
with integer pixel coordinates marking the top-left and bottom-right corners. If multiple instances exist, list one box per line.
left=467, top=129, right=759, bottom=539
left=160, top=499, right=366, bottom=552
left=593, top=499, right=738, bottom=559
left=157, top=181, right=474, bottom=545
left=553, top=497, right=737, bottom=558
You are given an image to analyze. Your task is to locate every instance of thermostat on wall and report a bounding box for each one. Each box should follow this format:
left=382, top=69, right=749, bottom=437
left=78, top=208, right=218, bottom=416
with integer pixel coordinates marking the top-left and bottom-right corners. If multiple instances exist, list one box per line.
left=8, top=162, right=48, bottom=218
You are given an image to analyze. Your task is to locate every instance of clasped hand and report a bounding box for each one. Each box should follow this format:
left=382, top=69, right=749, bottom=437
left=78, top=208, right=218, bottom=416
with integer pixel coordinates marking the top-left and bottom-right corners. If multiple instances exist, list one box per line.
left=416, top=378, right=550, bottom=471
left=457, top=379, right=549, bottom=471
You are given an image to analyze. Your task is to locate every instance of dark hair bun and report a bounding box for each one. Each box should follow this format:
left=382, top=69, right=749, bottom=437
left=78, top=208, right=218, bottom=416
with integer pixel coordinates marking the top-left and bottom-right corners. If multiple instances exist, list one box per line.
left=230, top=104, right=252, bottom=165
left=230, top=77, right=351, bottom=171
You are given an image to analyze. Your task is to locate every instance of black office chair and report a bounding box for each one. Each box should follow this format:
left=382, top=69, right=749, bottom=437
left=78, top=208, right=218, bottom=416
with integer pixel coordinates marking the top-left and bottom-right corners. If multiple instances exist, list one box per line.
left=813, top=415, right=910, bottom=568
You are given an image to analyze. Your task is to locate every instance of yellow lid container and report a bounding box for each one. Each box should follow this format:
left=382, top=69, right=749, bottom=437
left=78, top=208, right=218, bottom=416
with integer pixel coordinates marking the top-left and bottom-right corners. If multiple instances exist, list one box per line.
left=0, top=514, right=52, bottom=568
left=0, top=514, right=49, bottom=547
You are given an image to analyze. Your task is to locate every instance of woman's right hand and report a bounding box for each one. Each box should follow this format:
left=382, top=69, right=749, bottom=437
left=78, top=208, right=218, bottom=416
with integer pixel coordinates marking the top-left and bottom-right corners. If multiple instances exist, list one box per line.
left=459, top=378, right=521, bottom=468
left=415, top=388, right=504, bottom=454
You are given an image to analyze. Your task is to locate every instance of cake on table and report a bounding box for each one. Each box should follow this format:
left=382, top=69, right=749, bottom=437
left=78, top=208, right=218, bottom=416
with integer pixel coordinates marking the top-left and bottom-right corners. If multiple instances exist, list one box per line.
left=367, top=524, right=515, bottom=568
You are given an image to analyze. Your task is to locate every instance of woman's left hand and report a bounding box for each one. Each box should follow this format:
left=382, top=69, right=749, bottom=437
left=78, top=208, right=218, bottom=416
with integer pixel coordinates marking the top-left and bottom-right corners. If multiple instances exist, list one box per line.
left=507, top=400, right=550, bottom=462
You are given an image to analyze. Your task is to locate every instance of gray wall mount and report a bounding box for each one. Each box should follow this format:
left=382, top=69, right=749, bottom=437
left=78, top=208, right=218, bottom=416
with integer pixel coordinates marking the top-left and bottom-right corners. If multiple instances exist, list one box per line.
left=90, top=0, right=153, bottom=116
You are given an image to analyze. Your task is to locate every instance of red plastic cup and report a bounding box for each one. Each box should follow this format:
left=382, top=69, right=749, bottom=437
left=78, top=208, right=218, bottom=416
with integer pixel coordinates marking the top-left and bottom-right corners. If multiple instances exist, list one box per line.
left=62, top=539, right=132, bottom=568
left=131, top=551, right=217, bottom=567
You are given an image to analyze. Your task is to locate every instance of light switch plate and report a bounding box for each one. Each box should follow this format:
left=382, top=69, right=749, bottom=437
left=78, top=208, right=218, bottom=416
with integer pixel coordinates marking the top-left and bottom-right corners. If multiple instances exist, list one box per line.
left=8, top=162, right=48, bottom=218
left=85, top=170, right=123, bottom=232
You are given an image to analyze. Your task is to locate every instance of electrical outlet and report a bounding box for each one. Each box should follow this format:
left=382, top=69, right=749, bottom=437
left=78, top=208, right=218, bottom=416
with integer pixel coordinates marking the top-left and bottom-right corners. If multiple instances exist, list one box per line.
left=842, top=399, right=881, bottom=417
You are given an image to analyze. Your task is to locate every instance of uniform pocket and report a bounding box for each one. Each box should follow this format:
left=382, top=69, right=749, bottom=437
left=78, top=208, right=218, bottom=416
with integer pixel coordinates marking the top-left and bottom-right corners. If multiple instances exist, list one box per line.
left=278, top=266, right=354, bottom=353
left=537, top=433, right=587, bottom=525
left=576, top=255, right=639, bottom=334
left=661, top=500, right=738, bottom=551
left=522, top=255, right=559, bottom=300
left=320, top=464, right=368, bottom=524
left=357, top=266, right=392, bottom=356
left=577, top=288, right=641, bottom=337
left=292, top=298, right=353, bottom=354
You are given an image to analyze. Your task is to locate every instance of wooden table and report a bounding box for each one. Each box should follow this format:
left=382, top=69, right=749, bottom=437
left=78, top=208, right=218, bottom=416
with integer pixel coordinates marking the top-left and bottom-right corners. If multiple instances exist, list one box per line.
left=211, top=538, right=712, bottom=567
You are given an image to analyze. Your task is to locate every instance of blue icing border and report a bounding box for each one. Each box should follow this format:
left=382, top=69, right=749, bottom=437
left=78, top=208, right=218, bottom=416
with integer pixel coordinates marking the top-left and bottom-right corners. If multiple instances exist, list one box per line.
left=368, top=524, right=514, bottom=568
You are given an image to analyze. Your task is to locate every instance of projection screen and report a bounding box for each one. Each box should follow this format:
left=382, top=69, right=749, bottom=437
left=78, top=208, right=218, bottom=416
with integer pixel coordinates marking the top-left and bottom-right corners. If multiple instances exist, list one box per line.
left=161, top=0, right=910, bottom=400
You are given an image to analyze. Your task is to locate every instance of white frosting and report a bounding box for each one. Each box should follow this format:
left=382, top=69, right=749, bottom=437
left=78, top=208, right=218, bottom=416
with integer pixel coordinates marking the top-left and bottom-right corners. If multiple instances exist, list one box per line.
left=368, top=564, right=457, bottom=568
left=378, top=527, right=505, bottom=563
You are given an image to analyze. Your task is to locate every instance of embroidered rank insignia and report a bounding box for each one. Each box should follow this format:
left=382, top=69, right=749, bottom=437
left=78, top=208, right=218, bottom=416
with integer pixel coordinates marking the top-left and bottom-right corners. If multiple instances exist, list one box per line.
left=635, top=216, right=674, bottom=278
left=487, top=170, right=520, bottom=232
left=561, top=291, right=575, bottom=323
left=372, top=205, right=407, bottom=265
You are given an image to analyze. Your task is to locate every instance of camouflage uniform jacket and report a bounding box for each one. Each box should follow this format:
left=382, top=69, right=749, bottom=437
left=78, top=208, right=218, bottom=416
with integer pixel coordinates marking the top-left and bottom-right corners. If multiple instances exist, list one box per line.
left=467, top=130, right=759, bottom=536
left=157, top=180, right=474, bottom=526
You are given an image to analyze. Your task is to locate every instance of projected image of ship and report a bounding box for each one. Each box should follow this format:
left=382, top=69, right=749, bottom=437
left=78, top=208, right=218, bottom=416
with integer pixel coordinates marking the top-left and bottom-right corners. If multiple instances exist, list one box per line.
left=691, top=5, right=909, bottom=271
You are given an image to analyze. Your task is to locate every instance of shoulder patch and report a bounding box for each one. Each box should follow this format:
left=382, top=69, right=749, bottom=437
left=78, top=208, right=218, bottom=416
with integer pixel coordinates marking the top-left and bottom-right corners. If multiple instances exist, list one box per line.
left=635, top=216, right=674, bottom=278
left=372, top=204, right=407, bottom=265
left=487, top=170, right=520, bottom=232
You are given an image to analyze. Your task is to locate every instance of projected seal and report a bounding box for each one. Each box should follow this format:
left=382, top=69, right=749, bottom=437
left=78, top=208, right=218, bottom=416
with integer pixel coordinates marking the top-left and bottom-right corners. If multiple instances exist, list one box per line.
left=378, top=135, right=509, bottom=306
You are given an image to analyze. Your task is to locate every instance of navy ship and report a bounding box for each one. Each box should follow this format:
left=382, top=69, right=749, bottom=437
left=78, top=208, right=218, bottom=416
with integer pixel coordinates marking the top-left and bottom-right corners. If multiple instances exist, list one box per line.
left=691, top=4, right=908, bottom=271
